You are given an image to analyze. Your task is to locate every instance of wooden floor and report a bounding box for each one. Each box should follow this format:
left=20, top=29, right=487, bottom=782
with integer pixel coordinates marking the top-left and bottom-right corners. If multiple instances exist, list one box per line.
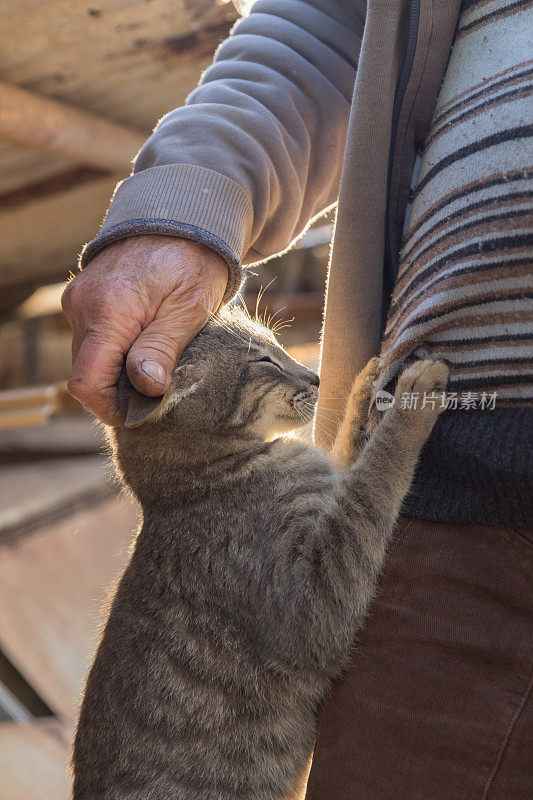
left=0, top=719, right=72, bottom=800
left=0, top=416, right=140, bottom=798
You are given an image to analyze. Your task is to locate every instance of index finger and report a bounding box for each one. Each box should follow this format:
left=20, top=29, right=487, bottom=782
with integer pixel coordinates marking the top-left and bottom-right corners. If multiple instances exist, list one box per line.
left=67, top=331, right=128, bottom=426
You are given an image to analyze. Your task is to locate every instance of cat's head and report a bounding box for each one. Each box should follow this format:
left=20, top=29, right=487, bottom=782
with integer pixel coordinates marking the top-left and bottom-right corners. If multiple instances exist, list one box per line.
left=115, top=307, right=319, bottom=445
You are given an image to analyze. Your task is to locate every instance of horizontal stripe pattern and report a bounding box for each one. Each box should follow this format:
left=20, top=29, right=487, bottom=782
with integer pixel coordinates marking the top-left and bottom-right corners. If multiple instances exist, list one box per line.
left=380, top=0, right=533, bottom=407
left=456, top=0, right=533, bottom=38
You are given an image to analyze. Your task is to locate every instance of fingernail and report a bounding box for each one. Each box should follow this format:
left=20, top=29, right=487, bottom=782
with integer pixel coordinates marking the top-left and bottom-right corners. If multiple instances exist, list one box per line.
left=138, top=360, right=168, bottom=386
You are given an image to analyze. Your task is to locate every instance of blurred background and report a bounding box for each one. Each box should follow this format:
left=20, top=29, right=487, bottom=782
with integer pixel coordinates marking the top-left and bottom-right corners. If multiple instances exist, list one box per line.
left=0, top=2, right=331, bottom=796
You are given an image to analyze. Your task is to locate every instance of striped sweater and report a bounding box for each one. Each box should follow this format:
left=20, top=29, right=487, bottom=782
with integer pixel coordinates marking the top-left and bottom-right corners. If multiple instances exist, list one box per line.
left=380, top=0, right=533, bottom=524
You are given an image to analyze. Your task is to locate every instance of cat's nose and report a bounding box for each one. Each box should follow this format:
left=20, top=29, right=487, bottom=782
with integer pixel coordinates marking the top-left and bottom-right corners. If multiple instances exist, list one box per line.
left=310, top=372, right=320, bottom=387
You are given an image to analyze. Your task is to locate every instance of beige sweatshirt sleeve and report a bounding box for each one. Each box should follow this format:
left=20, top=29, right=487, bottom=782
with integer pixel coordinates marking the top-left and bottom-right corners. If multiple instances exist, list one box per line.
left=80, top=0, right=366, bottom=301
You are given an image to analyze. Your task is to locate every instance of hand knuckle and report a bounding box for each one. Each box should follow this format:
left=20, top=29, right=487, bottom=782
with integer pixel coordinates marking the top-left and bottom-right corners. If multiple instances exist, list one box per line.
left=183, top=272, right=208, bottom=299
left=61, top=281, right=78, bottom=310
left=67, top=376, right=86, bottom=399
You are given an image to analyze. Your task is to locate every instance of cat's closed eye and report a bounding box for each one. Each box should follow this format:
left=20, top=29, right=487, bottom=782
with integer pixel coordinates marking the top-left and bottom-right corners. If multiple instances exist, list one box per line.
left=254, top=355, right=281, bottom=369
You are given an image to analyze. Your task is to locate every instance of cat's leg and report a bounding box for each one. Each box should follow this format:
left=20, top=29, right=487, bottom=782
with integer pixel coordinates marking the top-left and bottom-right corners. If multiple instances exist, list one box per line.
left=350, top=358, right=450, bottom=526
left=281, top=360, right=449, bottom=673
left=329, top=356, right=380, bottom=468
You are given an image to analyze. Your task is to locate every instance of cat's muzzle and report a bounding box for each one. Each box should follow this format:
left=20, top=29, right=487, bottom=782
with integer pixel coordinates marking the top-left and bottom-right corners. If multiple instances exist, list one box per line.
left=291, top=388, right=318, bottom=413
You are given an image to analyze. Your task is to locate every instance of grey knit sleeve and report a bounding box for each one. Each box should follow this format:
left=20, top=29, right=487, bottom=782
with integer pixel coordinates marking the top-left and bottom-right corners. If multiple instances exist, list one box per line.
left=80, top=0, right=365, bottom=301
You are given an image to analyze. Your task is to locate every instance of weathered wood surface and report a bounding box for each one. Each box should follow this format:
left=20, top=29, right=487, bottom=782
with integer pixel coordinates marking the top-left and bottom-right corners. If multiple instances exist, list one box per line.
left=0, top=1, right=236, bottom=138
left=0, top=718, right=71, bottom=800
left=0, top=382, right=80, bottom=431
left=0, top=413, right=104, bottom=460
left=0, top=172, right=120, bottom=289
left=0, top=493, right=140, bottom=719
left=0, top=454, right=114, bottom=538
left=0, top=0, right=238, bottom=306
left=0, top=80, right=145, bottom=172
left=0, top=139, right=72, bottom=195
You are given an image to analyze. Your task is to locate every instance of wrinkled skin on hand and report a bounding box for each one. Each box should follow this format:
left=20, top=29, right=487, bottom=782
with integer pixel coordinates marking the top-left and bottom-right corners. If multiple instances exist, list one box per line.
left=61, top=235, right=229, bottom=426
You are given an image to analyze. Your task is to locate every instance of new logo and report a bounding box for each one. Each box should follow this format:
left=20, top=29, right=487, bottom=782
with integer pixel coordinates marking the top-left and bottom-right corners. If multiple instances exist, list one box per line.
left=375, top=390, right=395, bottom=412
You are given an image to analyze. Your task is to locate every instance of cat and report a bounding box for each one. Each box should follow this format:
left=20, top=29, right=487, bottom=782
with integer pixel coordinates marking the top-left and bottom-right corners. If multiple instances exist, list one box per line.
left=72, top=306, right=449, bottom=800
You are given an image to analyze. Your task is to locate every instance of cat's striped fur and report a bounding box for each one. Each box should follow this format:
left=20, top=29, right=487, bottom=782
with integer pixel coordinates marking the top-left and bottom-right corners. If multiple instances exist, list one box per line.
left=73, top=308, right=448, bottom=800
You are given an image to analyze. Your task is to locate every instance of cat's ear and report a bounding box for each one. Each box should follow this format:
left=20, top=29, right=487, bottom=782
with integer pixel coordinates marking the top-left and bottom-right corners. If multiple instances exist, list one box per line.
left=116, top=362, right=200, bottom=428
left=124, top=390, right=163, bottom=428
left=116, top=364, right=164, bottom=429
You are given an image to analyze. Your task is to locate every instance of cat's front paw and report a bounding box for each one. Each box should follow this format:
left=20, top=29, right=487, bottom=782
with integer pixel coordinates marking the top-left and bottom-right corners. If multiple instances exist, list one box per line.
left=360, top=356, right=381, bottom=385
left=394, top=360, right=449, bottom=415
left=347, top=357, right=381, bottom=405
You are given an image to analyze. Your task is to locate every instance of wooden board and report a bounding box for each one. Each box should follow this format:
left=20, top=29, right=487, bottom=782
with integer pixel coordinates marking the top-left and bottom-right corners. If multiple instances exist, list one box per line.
left=0, top=0, right=237, bottom=192
left=0, top=494, right=140, bottom=720
left=0, top=455, right=114, bottom=538
left=0, top=173, right=120, bottom=287
left=0, top=1, right=236, bottom=132
left=0, top=140, right=72, bottom=195
left=0, top=718, right=71, bottom=800
left=0, top=413, right=105, bottom=461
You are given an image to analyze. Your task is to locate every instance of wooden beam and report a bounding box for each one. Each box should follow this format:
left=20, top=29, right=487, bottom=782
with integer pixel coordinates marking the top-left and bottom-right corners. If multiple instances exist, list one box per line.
left=0, top=166, right=108, bottom=212
left=0, top=81, right=145, bottom=173
left=0, top=172, right=120, bottom=288
left=0, top=382, right=80, bottom=430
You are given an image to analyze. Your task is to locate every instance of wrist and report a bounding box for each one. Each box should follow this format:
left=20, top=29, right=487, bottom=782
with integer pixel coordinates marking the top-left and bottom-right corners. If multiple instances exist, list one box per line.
left=82, top=233, right=237, bottom=307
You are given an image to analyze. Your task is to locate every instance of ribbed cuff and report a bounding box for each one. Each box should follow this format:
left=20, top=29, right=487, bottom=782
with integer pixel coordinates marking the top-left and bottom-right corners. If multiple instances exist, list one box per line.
left=79, top=164, right=254, bottom=304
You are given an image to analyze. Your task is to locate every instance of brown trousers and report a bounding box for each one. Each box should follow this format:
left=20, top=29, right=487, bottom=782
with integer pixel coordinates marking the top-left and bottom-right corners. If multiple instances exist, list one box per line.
left=305, top=518, right=533, bottom=800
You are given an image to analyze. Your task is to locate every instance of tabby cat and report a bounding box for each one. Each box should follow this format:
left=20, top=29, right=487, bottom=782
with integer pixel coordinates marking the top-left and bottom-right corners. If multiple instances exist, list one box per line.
left=73, top=307, right=449, bottom=800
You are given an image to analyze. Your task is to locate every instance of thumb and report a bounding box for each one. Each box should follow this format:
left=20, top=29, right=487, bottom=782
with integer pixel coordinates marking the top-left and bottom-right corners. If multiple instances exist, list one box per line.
left=126, top=315, right=196, bottom=397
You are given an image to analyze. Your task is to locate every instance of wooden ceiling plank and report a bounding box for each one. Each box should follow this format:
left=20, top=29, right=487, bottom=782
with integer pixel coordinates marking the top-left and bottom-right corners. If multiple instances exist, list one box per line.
left=0, top=0, right=237, bottom=309
left=0, top=173, right=120, bottom=285
left=0, top=141, right=73, bottom=195
left=0, top=1, right=233, bottom=78
left=0, top=81, right=145, bottom=172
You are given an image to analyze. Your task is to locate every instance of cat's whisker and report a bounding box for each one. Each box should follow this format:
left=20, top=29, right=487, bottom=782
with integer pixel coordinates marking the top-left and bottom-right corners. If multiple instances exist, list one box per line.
left=235, top=292, right=253, bottom=321
left=295, top=409, right=311, bottom=428
left=303, top=404, right=342, bottom=426
left=266, top=306, right=286, bottom=326
left=312, top=421, right=336, bottom=442
left=297, top=407, right=313, bottom=425
left=303, top=403, right=341, bottom=422
left=314, top=411, right=341, bottom=425
left=309, top=405, right=340, bottom=421
left=254, top=279, right=277, bottom=323
left=271, top=317, right=294, bottom=334
left=309, top=413, right=337, bottom=436
left=301, top=399, right=336, bottom=413
left=314, top=417, right=340, bottom=432
left=304, top=401, right=338, bottom=416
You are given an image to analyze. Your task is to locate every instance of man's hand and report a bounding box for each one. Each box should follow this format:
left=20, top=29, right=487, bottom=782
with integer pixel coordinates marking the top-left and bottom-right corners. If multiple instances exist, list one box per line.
left=61, top=235, right=229, bottom=426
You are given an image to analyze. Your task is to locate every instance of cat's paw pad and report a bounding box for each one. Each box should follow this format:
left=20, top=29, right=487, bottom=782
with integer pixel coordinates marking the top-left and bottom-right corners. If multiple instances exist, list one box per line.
left=395, top=360, right=449, bottom=408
